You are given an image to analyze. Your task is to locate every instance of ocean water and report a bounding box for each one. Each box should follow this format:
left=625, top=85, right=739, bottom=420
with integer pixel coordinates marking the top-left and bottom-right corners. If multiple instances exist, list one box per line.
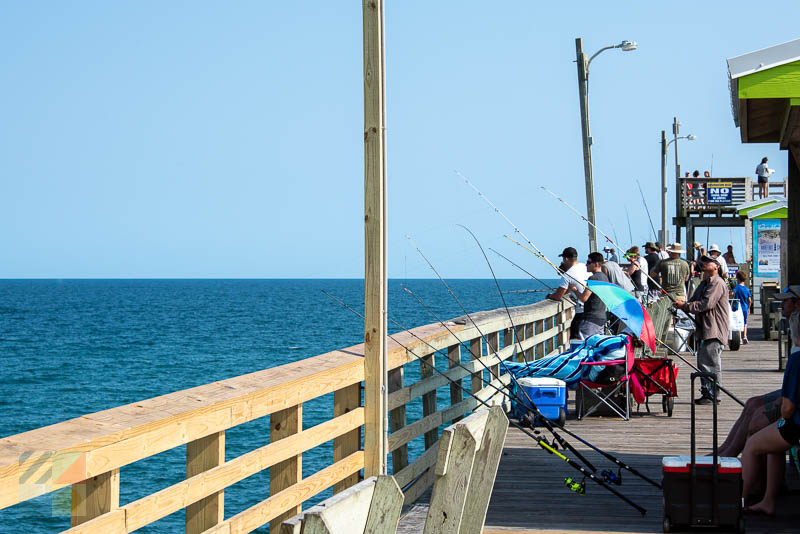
left=0, top=279, right=552, bottom=532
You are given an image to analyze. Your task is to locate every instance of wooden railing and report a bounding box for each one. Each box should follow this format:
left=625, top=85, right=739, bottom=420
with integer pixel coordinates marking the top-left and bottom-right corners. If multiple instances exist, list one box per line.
left=0, top=299, right=573, bottom=533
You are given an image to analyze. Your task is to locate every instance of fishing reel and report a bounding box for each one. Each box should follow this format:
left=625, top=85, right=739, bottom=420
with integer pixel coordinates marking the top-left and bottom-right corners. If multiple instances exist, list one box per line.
left=564, top=477, right=586, bottom=495
left=601, top=468, right=623, bottom=486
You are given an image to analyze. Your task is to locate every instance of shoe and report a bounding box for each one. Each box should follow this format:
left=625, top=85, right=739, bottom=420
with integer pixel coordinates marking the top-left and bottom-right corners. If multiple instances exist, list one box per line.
left=743, top=338, right=749, bottom=344
left=694, top=396, right=713, bottom=405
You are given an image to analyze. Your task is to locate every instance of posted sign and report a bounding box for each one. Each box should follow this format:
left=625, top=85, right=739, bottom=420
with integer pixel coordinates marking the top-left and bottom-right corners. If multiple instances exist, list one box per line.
left=706, top=182, right=733, bottom=205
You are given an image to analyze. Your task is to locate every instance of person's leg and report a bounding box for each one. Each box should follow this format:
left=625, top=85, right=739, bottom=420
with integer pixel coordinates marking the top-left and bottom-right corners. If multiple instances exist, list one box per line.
left=696, top=340, right=713, bottom=397
left=707, top=339, right=723, bottom=398
left=719, top=396, right=763, bottom=456
left=741, top=423, right=790, bottom=502
left=746, top=452, right=786, bottom=515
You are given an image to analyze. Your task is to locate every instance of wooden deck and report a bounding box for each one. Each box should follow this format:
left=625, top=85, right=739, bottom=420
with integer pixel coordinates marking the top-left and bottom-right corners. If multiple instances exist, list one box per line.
left=401, top=314, right=800, bottom=533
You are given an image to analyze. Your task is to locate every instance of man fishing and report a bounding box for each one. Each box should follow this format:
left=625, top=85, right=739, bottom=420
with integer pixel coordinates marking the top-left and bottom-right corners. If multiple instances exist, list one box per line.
left=546, top=247, right=589, bottom=340
left=673, top=255, right=730, bottom=404
left=643, top=242, right=662, bottom=303
left=653, top=243, right=690, bottom=304
left=568, top=252, right=610, bottom=338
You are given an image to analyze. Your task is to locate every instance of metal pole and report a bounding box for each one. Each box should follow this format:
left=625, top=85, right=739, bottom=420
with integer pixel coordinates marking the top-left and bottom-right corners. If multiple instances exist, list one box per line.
left=661, top=130, right=668, bottom=246
left=673, top=117, right=680, bottom=181
left=576, top=38, right=598, bottom=253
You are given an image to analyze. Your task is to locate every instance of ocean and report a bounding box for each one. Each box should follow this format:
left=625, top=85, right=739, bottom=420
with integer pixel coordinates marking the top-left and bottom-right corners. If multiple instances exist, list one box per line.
left=0, top=279, right=553, bottom=532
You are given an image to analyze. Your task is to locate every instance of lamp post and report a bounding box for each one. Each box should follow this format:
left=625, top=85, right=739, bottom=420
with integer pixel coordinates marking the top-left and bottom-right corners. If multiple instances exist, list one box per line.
left=661, top=128, right=696, bottom=247
left=576, top=38, right=637, bottom=253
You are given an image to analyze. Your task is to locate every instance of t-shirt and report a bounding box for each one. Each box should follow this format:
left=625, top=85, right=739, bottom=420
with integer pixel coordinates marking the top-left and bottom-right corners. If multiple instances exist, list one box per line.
left=756, top=162, right=769, bottom=178
left=604, top=261, right=635, bottom=294
left=781, top=348, right=800, bottom=425
left=583, top=271, right=609, bottom=326
left=733, top=284, right=751, bottom=313
left=644, top=252, right=661, bottom=289
left=559, top=262, right=590, bottom=313
left=654, top=258, right=690, bottom=298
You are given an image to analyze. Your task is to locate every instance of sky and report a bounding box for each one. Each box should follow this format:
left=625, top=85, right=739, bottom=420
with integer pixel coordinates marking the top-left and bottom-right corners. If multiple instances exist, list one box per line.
left=1, top=1, right=798, bottom=278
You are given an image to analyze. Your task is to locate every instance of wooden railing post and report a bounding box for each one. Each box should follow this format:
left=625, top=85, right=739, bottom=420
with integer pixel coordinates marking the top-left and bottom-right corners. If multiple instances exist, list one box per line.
left=270, top=405, right=302, bottom=532
left=388, top=367, right=409, bottom=472
left=70, top=469, right=120, bottom=527
left=186, top=431, right=225, bottom=533
left=333, top=384, right=361, bottom=494
left=535, top=319, right=545, bottom=359
left=420, top=353, right=438, bottom=448
left=470, top=338, right=483, bottom=395
left=487, top=332, right=500, bottom=406
left=447, top=344, right=463, bottom=423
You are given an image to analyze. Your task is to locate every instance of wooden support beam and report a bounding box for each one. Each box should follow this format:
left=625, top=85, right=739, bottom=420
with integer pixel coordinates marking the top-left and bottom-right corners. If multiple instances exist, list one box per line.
left=388, top=367, right=409, bottom=472
left=363, top=0, right=388, bottom=478
left=470, top=338, right=483, bottom=395
left=487, top=332, right=500, bottom=405
left=420, top=353, right=438, bottom=448
left=70, top=469, right=119, bottom=527
left=447, top=344, right=463, bottom=424
left=269, top=405, right=302, bottom=532
left=186, top=431, right=225, bottom=533
left=333, top=384, right=361, bottom=494
left=789, top=149, right=800, bottom=285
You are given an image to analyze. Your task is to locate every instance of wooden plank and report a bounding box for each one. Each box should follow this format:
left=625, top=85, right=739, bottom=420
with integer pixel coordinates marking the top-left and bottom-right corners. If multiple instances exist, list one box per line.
left=364, top=475, right=404, bottom=533
left=269, top=405, right=302, bottom=533
left=447, top=345, right=463, bottom=423
left=402, top=464, right=435, bottom=506
left=204, top=451, right=364, bottom=534
left=289, top=477, right=378, bottom=534
left=332, top=384, right=361, bottom=494
left=394, top=442, right=438, bottom=489
left=486, top=332, right=500, bottom=403
left=363, top=0, right=388, bottom=480
left=69, top=468, right=120, bottom=527
left=420, top=354, right=438, bottom=449
left=469, top=338, right=483, bottom=395
left=388, top=367, right=409, bottom=473
left=185, top=431, right=224, bottom=533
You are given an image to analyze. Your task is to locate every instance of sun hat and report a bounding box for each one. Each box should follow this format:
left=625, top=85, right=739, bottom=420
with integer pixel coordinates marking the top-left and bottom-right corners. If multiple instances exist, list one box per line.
left=693, top=241, right=702, bottom=249
left=775, top=286, right=800, bottom=300
left=643, top=241, right=657, bottom=250
left=708, top=243, right=722, bottom=254
left=666, top=242, right=685, bottom=254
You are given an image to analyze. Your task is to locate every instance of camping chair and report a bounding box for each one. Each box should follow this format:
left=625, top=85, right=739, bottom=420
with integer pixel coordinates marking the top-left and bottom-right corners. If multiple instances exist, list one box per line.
left=645, top=296, right=672, bottom=356
left=576, top=337, right=636, bottom=421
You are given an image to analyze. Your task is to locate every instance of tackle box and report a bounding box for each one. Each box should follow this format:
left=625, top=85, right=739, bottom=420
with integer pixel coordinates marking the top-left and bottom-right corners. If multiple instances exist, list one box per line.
left=515, top=377, right=567, bottom=425
left=661, top=372, right=744, bottom=533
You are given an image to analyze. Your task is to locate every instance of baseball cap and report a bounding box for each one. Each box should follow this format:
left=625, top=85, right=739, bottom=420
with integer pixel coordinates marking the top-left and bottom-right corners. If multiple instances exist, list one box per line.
left=775, top=286, right=800, bottom=300
left=558, top=247, right=578, bottom=259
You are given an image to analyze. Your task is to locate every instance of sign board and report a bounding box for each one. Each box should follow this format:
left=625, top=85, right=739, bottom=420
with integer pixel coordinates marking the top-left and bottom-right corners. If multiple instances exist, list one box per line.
left=728, top=264, right=740, bottom=279
left=753, top=219, right=780, bottom=277
left=684, top=181, right=706, bottom=208
left=706, top=182, right=733, bottom=205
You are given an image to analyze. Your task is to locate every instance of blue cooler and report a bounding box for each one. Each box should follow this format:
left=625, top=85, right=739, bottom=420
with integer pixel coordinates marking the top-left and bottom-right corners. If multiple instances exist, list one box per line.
left=516, top=377, right=567, bottom=426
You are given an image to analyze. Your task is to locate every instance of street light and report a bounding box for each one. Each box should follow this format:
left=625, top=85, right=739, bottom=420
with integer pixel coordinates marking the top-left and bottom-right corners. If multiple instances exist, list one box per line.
left=576, top=38, right=638, bottom=253
left=661, top=128, right=696, bottom=247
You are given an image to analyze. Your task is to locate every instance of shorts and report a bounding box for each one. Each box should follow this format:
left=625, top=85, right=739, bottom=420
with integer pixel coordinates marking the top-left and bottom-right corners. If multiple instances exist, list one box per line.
left=762, top=389, right=782, bottom=423
left=570, top=313, right=584, bottom=339
left=758, top=176, right=769, bottom=184
left=778, top=417, right=800, bottom=446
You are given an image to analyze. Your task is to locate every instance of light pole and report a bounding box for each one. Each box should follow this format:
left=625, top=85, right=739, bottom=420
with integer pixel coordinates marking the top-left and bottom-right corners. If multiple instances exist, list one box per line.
left=576, top=38, right=637, bottom=253
left=661, top=128, right=695, bottom=247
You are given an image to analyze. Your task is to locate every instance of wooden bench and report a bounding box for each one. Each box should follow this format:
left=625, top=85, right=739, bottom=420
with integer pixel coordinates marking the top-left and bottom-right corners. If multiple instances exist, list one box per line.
left=280, top=406, right=508, bottom=534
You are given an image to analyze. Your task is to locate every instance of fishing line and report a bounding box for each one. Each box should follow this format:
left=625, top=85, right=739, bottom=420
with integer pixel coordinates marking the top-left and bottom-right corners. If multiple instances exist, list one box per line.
left=635, top=180, right=658, bottom=242
left=321, top=289, right=650, bottom=512
left=489, top=248, right=555, bottom=290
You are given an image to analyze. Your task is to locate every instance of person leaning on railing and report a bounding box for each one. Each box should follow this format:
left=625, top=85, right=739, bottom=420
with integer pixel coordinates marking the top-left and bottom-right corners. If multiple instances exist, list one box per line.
left=741, top=296, right=800, bottom=516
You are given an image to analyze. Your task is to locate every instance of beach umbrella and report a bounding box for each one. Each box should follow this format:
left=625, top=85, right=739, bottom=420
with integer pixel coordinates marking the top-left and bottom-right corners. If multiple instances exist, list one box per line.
left=586, top=281, right=656, bottom=352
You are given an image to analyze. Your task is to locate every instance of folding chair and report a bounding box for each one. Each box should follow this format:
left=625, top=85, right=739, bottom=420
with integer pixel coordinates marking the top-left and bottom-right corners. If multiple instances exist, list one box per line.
left=575, top=337, right=635, bottom=421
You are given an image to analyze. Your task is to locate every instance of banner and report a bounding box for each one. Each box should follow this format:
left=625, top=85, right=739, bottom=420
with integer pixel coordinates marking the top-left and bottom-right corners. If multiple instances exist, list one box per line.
left=753, top=219, right=781, bottom=277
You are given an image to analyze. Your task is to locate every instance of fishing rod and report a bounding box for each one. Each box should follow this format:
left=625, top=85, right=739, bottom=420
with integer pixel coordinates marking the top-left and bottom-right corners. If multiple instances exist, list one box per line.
left=625, top=206, right=634, bottom=250
left=608, top=218, right=620, bottom=254
left=488, top=247, right=555, bottom=291
left=321, top=290, right=648, bottom=514
left=635, top=180, right=659, bottom=242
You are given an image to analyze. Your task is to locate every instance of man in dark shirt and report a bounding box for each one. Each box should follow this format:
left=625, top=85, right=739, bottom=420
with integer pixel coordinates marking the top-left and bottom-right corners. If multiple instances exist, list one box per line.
left=643, top=242, right=662, bottom=302
left=570, top=252, right=609, bottom=339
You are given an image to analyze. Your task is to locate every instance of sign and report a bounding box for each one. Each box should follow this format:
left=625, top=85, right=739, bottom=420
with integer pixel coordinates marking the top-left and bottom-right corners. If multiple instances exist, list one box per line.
left=728, top=264, right=740, bottom=279
left=684, top=181, right=706, bottom=208
left=706, top=182, right=732, bottom=205
left=753, top=219, right=781, bottom=277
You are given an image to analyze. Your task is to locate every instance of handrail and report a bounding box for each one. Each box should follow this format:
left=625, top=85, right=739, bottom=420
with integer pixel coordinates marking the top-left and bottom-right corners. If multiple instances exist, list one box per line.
left=0, top=298, right=573, bottom=533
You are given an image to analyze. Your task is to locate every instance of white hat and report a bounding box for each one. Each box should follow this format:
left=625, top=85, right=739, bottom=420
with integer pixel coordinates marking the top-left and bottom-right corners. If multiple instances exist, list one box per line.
left=708, top=243, right=722, bottom=254
left=666, top=242, right=685, bottom=254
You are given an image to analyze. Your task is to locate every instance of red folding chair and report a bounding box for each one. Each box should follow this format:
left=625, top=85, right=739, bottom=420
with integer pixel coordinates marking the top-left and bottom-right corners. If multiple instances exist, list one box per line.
left=576, top=338, right=636, bottom=421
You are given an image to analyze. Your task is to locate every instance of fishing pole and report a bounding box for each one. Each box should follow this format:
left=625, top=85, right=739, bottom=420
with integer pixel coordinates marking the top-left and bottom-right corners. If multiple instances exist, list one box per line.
left=625, top=206, right=634, bottom=250
left=321, top=290, right=648, bottom=514
left=608, top=218, right=620, bottom=254
left=488, top=247, right=554, bottom=291
left=636, top=180, right=659, bottom=243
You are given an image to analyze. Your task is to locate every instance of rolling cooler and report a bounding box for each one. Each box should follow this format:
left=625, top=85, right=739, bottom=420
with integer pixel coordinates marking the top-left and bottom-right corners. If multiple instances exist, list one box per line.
left=662, top=372, right=744, bottom=533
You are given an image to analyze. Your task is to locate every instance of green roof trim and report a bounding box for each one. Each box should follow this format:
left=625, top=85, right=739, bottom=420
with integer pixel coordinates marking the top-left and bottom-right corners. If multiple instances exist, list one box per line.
left=738, top=60, right=800, bottom=99
left=754, top=206, right=787, bottom=219
left=737, top=198, right=778, bottom=216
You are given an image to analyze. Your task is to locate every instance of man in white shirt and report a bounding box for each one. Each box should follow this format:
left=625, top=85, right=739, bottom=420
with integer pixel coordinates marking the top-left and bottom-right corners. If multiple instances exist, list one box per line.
left=546, top=247, right=589, bottom=340
left=707, top=244, right=729, bottom=280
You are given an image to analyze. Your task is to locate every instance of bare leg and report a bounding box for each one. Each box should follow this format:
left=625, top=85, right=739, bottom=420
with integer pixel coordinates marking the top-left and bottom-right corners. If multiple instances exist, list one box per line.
left=746, top=452, right=786, bottom=515
left=720, top=396, right=763, bottom=456
left=742, top=423, right=790, bottom=502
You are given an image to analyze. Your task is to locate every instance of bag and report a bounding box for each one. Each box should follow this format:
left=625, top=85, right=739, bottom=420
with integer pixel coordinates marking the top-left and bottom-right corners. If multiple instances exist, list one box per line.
left=729, top=303, right=745, bottom=332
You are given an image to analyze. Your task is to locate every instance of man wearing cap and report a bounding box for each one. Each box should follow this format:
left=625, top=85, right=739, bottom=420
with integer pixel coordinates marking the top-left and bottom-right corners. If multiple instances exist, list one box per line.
left=707, top=244, right=729, bottom=280
left=547, top=247, right=589, bottom=340
left=643, top=242, right=662, bottom=303
left=654, top=243, right=690, bottom=303
left=674, top=255, right=730, bottom=404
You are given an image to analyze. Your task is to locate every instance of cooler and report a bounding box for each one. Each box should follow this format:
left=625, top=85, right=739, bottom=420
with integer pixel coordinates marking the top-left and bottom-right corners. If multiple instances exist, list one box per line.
left=515, top=377, right=567, bottom=426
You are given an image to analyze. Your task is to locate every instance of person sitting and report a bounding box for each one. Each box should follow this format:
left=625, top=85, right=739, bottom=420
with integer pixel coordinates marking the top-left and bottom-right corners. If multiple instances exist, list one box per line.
left=719, top=286, right=800, bottom=457
left=568, top=252, right=609, bottom=339
left=742, top=304, right=800, bottom=515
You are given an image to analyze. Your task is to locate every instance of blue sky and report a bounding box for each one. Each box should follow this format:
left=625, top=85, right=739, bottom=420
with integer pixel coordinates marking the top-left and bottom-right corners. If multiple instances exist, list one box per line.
left=1, top=1, right=798, bottom=278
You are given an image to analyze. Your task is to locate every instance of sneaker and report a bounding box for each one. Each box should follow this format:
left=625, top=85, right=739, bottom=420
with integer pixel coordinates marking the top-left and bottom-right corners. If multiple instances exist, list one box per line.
left=743, top=338, right=749, bottom=344
left=694, top=396, right=713, bottom=405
